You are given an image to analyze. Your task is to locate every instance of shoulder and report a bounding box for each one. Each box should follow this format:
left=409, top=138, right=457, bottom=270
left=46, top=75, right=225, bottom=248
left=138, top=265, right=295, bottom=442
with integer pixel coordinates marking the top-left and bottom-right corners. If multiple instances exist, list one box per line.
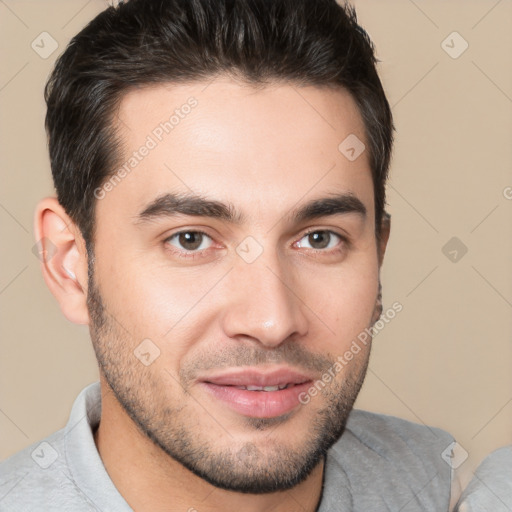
left=455, top=446, right=512, bottom=512
left=344, top=408, right=454, bottom=454
left=0, top=429, right=80, bottom=511
left=322, top=409, right=455, bottom=511
left=0, top=382, right=102, bottom=511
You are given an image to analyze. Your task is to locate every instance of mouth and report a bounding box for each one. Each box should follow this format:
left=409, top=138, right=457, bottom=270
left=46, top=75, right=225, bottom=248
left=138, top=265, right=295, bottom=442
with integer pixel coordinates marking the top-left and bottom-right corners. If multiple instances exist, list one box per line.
left=230, top=383, right=294, bottom=391
left=198, top=368, right=314, bottom=418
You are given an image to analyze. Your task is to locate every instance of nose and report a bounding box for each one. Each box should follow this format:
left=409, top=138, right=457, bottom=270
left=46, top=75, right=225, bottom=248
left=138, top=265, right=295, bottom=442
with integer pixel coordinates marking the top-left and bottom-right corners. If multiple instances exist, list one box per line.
left=220, top=251, right=309, bottom=348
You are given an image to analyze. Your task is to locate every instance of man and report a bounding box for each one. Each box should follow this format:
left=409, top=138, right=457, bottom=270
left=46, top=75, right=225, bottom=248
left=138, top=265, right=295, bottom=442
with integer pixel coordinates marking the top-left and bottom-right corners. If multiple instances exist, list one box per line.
left=0, top=0, right=458, bottom=510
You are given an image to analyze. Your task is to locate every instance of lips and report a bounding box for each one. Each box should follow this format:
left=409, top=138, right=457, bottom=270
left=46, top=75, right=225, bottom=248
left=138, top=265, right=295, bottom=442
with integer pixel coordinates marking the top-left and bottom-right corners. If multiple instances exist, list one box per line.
left=198, top=368, right=314, bottom=418
left=201, top=368, right=312, bottom=387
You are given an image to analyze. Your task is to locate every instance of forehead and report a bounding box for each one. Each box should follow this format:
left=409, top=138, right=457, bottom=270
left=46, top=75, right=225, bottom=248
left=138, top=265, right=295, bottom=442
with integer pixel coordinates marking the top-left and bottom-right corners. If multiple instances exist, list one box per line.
left=98, top=78, right=374, bottom=227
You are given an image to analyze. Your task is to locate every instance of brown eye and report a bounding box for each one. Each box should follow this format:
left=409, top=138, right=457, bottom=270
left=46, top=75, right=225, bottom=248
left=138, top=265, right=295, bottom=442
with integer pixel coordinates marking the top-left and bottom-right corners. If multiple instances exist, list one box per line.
left=308, top=231, right=330, bottom=249
left=297, top=230, right=342, bottom=251
left=166, top=231, right=213, bottom=252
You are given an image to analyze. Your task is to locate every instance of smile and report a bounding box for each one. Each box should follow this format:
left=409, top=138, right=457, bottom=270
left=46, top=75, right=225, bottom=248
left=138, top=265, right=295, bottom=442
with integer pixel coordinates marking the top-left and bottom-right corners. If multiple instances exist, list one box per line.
left=198, top=367, right=314, bottom=418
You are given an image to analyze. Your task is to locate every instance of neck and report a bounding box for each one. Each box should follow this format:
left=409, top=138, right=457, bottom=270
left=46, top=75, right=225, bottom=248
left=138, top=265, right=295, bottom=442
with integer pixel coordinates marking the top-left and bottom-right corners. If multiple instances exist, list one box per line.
left=94, top=380, right=325, bottom=512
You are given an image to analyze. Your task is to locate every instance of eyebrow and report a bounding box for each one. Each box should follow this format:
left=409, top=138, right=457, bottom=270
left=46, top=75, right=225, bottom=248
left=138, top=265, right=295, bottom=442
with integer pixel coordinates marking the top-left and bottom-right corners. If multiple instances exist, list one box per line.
left=134, top=191, right=367, bottom=226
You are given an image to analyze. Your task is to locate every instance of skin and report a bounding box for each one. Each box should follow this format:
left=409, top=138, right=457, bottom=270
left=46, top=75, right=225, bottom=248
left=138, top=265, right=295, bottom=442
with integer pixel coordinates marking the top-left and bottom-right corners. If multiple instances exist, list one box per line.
left=35, top=77, right=390, bottom=512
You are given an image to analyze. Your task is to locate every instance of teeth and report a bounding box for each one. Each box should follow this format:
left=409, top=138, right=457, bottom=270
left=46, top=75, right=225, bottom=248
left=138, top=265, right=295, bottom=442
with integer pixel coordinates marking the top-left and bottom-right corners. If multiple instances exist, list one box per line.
left=235, top=384, right=290, bottom=391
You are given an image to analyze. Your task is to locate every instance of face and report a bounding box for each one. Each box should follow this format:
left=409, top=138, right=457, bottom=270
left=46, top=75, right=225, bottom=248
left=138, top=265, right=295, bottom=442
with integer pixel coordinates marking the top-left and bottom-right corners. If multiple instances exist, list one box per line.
left=87, top=78, right=384, bottom=493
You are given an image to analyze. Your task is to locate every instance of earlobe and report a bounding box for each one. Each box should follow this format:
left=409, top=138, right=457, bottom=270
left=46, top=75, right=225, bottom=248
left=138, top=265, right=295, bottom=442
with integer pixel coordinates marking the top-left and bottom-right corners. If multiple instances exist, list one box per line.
left=34, top=197, right=90, bottom=325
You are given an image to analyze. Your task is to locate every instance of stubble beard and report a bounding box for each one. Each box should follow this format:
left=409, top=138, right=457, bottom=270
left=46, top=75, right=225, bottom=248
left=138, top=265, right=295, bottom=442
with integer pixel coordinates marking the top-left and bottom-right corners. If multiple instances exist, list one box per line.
left=86, top=260, right=371, bottom=494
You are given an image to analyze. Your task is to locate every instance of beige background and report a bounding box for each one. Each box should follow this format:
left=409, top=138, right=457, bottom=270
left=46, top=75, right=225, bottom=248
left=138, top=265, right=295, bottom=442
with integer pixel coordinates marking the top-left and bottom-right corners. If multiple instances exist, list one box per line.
left=1, top=0, right=511, bottom=488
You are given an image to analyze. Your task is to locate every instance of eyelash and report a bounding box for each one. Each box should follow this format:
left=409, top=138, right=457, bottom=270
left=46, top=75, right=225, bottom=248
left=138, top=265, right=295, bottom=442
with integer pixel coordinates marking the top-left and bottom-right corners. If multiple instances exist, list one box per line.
left=163, top=228, right=349, bottom=260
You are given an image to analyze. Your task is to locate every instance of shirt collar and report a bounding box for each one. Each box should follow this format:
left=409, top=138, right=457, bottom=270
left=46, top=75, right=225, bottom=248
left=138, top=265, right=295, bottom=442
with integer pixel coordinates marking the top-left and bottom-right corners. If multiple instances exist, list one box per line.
left=64, top=381, right=133, bottom=512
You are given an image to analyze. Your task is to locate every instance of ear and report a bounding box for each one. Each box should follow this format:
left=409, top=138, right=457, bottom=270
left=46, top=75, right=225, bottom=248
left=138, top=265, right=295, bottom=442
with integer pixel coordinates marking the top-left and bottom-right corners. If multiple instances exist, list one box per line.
left=370, top=212, right=391, bottom=326
left=377, top=211, right=391, bottom=268
left=34, top=197, right=90, bottom=325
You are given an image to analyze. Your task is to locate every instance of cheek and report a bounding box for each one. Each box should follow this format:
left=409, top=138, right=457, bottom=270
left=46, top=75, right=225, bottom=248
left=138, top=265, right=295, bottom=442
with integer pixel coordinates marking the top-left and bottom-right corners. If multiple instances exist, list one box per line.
left=308, top=261, right=379, bottom=351
left=96, top=258, right=224, bottom=373
left=92, top=250, right=182, bottom=344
